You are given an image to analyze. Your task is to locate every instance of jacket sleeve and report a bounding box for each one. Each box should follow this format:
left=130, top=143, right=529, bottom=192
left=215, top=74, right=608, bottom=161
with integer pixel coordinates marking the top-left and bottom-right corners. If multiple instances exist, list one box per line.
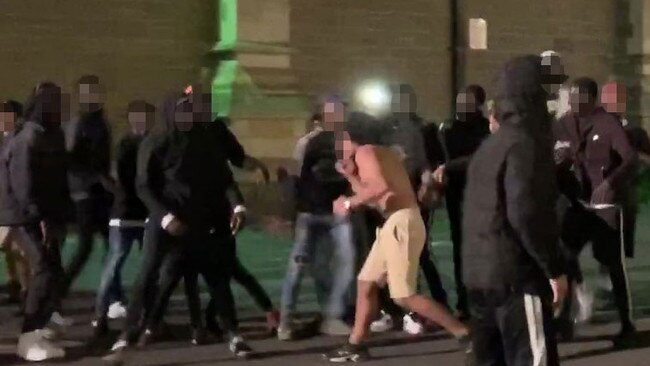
left=135, top=136, right=169, bottom=218
left=504, top=141, right=564, bottom=279
left=225, top=174, right=245, bottom=209
left=607, top=119, right=637, bottom=192
left=9, top=132, right=40, bottom=220
left=215, top=121, right=246, bottom=168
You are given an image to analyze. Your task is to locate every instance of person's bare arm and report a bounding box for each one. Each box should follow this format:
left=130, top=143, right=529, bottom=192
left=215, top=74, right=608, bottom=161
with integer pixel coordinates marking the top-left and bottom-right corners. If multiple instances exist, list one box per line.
left=344, top=146, right=390, bottom=209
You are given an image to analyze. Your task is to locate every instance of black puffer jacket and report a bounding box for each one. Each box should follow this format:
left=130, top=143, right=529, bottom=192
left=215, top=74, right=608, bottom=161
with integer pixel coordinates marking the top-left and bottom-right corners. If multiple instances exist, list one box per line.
left=462, top=55, right=564, bottom=295
left=0, top=85, right=71, bottom=225
left=136, top=92, right=242, bottom=232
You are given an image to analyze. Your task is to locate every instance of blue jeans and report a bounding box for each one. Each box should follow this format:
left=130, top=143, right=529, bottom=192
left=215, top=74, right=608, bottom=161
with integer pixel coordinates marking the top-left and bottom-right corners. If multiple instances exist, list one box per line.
left=94, top=226, right=144, bottom=318
left=280, top=212, right=355, bottom=326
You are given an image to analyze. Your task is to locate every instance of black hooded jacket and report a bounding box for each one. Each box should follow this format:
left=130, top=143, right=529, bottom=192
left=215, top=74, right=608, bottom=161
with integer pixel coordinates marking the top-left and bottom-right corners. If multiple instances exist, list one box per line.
left=441, top=113, right=490, bottom=197
left=0, top=86, right=71, bottom=225
left=65, top=108, right=112, bottom=199
left=462, top=55, right=564, bottom=295
left=136, top=93, right=243, bottom=233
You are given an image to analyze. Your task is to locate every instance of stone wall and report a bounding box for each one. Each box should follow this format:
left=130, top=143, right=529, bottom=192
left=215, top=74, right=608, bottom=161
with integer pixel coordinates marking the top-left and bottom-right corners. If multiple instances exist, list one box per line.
left=0, top=0, right=214, bottom=135
left=289, top=0, right=619, bottom=122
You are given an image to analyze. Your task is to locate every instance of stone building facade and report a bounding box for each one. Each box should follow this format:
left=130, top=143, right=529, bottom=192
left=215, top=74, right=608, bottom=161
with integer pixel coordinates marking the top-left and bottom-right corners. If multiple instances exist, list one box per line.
left=0, top=0, right=647, bottom=169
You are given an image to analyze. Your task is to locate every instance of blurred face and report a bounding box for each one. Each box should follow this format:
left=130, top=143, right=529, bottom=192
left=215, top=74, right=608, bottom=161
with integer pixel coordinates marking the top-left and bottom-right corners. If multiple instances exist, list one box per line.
left=0, top=112, right=16, bottom=134
left=323, top=101, right=345, bottom=131
left=601, top=83, right=627, bottom=115
left=128, top=111, right=150, bottom=134
left=174, top=102, right=194, bottom=132
left=456, top=92, right=477, bottom=121
left=541, top=55, right=567, bottom=95
left=391, top=89, right=415, bottom=115
left=79, top=82, right=105, bottom=111
left=335, top=131, right=355, bottom=160
left=191, top=92, right=212, bottom=123
left=569, top=86, right=595, bottom=117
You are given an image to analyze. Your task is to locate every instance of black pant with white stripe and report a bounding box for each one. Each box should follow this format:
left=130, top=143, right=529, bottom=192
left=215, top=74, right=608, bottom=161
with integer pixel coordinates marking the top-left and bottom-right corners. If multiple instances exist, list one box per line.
left=561, top=205, right=633, bottom=330
left=469, top=289, right=559, bottom=366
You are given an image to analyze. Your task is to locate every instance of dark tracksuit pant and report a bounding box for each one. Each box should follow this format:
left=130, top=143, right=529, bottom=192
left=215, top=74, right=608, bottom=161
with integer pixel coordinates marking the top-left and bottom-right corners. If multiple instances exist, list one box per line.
left=64, top=192, right=111, bottom=293
left=15, top=224, right=65, bottom=333
left=142, top=226, right=239, bottom=339
left=561, top=204, right=633, bottom=330
left=445, top=189, right=468, bottom=315
left=469, top=288, right=559, bottom=366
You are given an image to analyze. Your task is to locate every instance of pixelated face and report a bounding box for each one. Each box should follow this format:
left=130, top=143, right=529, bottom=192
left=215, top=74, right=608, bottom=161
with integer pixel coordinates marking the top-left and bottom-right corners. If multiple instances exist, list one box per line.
left=569, top=86, right=594, bottom=116
left=174, top=102, right=194, bottom=132
left=456, top=92, right=477, bottom=121
left=601, top=83, right=627, bottom=115
left=323, top=101, right=345, bottom=130
left=335, top=131, right=355, bottom=160
left=391, top=86, right=416, bottom=114
left=0, top=111, right=15, bottom=133
left=191, top=92, right=212, bottom=123
left=128, top=111, right=150, bottom=134
left=79, top=82, right=105, bottom=109
left=541, top=55, right=566, bottom=95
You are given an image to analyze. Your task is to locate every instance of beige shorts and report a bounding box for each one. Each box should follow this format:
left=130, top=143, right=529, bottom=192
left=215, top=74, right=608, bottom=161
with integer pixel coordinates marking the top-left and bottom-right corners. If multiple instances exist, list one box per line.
left=358, top=207, right=426, bottom=299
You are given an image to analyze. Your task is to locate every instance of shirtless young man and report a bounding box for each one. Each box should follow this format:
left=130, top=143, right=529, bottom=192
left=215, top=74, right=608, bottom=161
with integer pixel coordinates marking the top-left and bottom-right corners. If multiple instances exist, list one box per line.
left=324, top=131, right=470, bottom=362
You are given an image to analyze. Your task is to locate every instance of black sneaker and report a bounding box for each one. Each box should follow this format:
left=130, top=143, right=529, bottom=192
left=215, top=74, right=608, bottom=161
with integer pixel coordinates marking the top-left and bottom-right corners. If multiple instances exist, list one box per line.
left=191, top=327, right=208, bottom=346
left=136, top=329, right=154, bottom=348
left=613, top=327, right=639, bottom=349
left=92, top=318, right=109, bottom=338
left=103, top=339, right=128, bottom=366
left=229, top=336, right=253, bottom=359
left=324, top=343, right=370, bottom=363
left=456, top=334, right=474, bottom=366
left=206, top=320, right=224, bottom=342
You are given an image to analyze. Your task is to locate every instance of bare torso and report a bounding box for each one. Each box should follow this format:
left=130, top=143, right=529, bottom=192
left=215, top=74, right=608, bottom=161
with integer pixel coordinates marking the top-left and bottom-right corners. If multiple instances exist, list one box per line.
left=355, top=146, right=417, bottom=214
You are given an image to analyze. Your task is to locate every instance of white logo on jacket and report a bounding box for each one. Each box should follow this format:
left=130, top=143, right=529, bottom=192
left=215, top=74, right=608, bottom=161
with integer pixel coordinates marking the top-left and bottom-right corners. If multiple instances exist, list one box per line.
left=554, top=141, right=571, bottom=150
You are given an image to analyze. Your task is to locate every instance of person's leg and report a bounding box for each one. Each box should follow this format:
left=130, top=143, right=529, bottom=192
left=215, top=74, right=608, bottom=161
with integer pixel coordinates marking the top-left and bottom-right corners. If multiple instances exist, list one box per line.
left=233, top=257, right=274, bottom=312
left=94, top=227, right=133, bottom=322
left=468, top=289, right=505, bottom=366
left=592, top=209, right=635, bottom=339
left=117, top=221, right=167, bottom=343
left=279, top=213, right=315, bottom=331
left=183, top=270, right=204, bottom=331
left=418, top=243, right=449, bottom=307
left=14, top=225, right=53, bottom=332
left=324, top=216, right=356, bottom=322
left=141, top=244, right=185, bottom=335
left=348, top=280, right=380, bottom=344
left=499, top=292, right=559, bottom=366
left=446, top=196, right=467, bottom=315
left=64, top=199, right=95, bottom=293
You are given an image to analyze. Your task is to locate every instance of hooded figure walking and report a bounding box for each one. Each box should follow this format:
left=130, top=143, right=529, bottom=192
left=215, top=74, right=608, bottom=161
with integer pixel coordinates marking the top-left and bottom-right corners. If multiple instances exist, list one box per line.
left=462, top=55, right=568, bottom=366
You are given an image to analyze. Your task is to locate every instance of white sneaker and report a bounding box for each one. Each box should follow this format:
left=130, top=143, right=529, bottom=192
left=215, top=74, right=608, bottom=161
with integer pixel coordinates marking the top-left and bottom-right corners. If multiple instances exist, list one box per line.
left=370, top=311, right=394, bottom=333
left=108, top=302, right=128, bottom=319
left=50, top=311, right=74, bottom=327
left=17, top=330, right=65, bottom=361
left=403, top=313, right=425, bottom=335
left=574, top=283, right=594, bottom=324
left=111, top=339, right=128, bottom=352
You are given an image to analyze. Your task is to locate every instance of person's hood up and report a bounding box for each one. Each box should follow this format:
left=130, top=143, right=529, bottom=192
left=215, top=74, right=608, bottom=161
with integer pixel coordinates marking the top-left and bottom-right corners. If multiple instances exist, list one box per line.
left=24, top=82, right=62, bottom=130
left=494, top=55, right=550, bottom=134
left=154, top=91, right=190, bottom=134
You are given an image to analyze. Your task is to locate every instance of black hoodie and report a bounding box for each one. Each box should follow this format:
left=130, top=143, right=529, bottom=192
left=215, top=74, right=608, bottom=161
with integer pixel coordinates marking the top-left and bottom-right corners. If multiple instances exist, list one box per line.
left=0, top=84, right=71, bottom=225
left=462, top=55, right=563, bottom=295
left=136, top=92, right=241, bottom=233
left=65, top=108, right=112, bottom=200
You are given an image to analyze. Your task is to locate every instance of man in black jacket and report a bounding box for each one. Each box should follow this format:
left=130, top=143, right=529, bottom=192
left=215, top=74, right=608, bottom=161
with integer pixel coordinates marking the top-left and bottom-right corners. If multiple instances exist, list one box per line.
left=278, top=97, right=356, bottom=340
left=433, top=85, right=491, bottom=318
left=555, top=77, right=637, bottom=346
left=91, top=100, right=154, bottom=337
left=106, top=90, right=253, bottom=360
left=63, top=75, right=114, bottom=294
left=463, top=56, right=567, bottom=366
left=0, top=83, right=72, bottom=361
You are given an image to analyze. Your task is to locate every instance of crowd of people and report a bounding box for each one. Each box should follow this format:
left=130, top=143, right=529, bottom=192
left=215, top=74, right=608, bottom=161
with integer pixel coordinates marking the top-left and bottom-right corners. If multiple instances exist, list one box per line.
left=0, top=49, right=648, bottom=366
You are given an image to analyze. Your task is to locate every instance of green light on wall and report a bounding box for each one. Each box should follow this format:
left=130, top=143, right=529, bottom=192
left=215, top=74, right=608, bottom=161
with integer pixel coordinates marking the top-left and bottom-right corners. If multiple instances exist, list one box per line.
left=212, top=0, right=239, bottom=118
